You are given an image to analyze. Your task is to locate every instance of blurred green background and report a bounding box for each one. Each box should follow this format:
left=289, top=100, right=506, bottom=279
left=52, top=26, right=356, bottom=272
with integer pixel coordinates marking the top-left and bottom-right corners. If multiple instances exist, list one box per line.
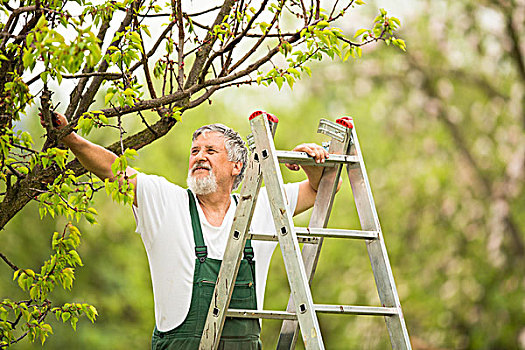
left=2, top=0, right=524, bottom=348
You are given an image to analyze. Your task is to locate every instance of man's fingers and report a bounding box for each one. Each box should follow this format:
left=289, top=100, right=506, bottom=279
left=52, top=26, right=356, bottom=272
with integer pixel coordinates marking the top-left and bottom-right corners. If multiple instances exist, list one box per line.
left=306, top=145, right=326, bottom=164
left=293, top=143, right=329, bottom=164
left=40, top=111, right=64, bottom=128
left=285, top=163, right=300, bottom=171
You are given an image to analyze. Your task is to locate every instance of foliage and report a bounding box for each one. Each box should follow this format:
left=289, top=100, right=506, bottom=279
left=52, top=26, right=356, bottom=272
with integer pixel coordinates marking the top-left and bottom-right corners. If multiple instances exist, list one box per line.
left=1, top=224, right=97, bottom=347
left=0, top=0, right=404, bottom=347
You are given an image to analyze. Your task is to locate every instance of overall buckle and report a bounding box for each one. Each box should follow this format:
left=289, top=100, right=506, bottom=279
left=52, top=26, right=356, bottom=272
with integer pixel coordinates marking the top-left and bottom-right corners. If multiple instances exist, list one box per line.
left=195, top=246, right=207, bottom=263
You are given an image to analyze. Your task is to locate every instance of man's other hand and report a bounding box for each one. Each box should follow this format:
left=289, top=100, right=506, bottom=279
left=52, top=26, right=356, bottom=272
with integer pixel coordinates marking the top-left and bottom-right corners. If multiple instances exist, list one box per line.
left=285, top=143, right=329, bottom=171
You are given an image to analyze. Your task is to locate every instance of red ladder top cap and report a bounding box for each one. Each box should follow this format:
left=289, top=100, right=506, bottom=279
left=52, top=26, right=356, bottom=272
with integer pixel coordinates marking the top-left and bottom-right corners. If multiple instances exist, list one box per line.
left=336, top=116, right=354, bottom=129
left=249, top=110, right=279, bottom=123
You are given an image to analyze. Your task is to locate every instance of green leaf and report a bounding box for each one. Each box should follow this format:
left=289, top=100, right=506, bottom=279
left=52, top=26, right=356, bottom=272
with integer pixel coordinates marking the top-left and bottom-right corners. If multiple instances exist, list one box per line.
left=85, top=213, right=96, bottom=224
left=124, top=148, right=137, bottom=158
left=129, top=31, right=141, bottom=44
left=259, top=22, right=269, bottom=33
left=285, top=75, right=295, bottom=89
left=354, top=29, right=368, bottom=38
left=343, top=48, right=352, bottom=61
left=104, top=92, right=114, bottom=105
left=287, top=67, right=300, bottom=77
left=41, top=323, right=53, bottom=334
left=302, top=66, right=312, bottom=77
left=316, top=21, right=330, bottom=29
left=315, top=30, right=331, bottom=47
left=22, top=49, right=34, bottom=69
left=39, top=206, right=47, bottom=219
left=274, top=76, right=284, bottom=90
left=36, top=14, right=48, bottom=29
left=13, top=269, right=21, bottom=281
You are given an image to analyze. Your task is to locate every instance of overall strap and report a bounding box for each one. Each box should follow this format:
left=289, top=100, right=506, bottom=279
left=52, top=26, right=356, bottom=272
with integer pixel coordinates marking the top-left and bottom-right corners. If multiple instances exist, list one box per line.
left=187, top=189, right=207, bottom=263
left=188, top=190, right=254, bottom=263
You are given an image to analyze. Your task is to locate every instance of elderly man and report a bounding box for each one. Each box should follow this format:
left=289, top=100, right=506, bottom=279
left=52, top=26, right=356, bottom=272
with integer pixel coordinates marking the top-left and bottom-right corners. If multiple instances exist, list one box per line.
left=52, top=114, right=328, bottom=349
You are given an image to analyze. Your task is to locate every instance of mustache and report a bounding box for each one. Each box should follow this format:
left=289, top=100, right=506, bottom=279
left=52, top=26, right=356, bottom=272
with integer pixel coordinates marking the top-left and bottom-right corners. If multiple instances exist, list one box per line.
left=191, top=162, right=212, bottom=173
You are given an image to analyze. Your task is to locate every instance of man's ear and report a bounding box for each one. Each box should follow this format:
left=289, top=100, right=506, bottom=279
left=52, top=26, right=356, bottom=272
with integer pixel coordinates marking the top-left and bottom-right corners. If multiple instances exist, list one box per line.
left=232, top=161, right=243, bottom=176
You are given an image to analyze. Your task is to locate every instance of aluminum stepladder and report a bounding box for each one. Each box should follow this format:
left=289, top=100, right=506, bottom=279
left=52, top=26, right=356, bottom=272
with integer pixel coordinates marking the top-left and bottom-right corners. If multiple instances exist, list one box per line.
left=199, top=111, right=411, bottom=350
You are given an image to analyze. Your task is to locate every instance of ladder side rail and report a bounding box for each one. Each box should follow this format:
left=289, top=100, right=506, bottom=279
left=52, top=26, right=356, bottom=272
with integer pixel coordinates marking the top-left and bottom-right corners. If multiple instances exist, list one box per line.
left=199, top=154, right=264, bottom=350
left=277, top=127, right=351, bottom=350
left=199, top=111, right=278, bottom=349
left=251, top=115, right=325, bottom=350
left=346, top=126, right=411, bottom=349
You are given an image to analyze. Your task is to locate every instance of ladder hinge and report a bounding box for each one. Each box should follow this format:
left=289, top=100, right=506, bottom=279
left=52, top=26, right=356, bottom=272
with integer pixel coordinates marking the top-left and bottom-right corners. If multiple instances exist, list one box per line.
left=317, top=118, right=350, bottom=143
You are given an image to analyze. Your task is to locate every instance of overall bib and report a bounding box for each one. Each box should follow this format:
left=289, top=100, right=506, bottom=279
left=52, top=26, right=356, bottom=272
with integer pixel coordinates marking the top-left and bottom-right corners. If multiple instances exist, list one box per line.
left=151, top=190, right=262, bottom=349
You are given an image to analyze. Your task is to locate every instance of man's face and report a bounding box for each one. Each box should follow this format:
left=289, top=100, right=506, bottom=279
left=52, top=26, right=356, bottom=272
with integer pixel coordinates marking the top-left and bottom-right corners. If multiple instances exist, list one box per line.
left=188, top=132, right=241, bottom=192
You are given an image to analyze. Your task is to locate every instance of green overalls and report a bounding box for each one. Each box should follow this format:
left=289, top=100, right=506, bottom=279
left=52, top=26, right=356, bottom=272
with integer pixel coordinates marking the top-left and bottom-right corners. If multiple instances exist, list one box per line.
left=151, top=190, right=262, bottom=349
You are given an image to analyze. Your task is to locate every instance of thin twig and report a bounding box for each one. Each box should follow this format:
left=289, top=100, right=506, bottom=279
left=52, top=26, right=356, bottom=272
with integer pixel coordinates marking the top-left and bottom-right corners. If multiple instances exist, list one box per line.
left=0, top=252, right=19, bottom=271
left=62, top=72, right=122, bottom=80
left=175, top=0, right=185, bottom=91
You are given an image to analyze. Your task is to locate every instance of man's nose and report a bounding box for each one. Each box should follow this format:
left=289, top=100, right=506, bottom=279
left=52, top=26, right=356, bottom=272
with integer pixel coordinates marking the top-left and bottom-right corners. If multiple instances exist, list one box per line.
left=195, top=150, right=208, bottom=161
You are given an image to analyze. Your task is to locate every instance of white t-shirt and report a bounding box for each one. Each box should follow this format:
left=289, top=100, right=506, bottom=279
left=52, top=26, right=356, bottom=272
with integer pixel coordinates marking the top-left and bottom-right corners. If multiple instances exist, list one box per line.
left=133, top=172, right=300, bottom=332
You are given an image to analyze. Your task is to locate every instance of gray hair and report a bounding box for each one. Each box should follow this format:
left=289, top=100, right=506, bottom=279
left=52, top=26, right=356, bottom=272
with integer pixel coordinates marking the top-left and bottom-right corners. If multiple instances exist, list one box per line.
left=192, top=124, right=248, bottom=191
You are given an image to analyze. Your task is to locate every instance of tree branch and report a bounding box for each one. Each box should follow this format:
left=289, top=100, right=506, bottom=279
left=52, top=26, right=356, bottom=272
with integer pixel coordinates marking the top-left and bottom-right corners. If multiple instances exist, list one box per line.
left=129, top=21, right=176, bottom=73
left=62, top=71, right=122, bottom=80
left=0, top=252, right=18, bottom=271
left=505, top=13, right=525, bottom=129
left=65, top=18, right=112, bottom=120
left=175, top=0, right=185, bottom=90
left=184, top=0, right=236, bottom=89
left=201, top=0, right=270, bottom=81
left=72, top=4, right=135, bottom=120
left=227, top=0, right=281, bottom=73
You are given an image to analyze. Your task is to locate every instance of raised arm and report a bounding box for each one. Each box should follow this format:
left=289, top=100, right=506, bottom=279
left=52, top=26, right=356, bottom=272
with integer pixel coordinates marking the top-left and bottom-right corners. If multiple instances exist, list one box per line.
left=46, top=113, right=138, bottom=205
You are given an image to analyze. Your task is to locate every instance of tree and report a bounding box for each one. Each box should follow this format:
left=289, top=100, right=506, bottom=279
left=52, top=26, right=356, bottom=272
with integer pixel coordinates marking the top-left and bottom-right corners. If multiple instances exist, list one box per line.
left=0, top=0, right=404, bottom=346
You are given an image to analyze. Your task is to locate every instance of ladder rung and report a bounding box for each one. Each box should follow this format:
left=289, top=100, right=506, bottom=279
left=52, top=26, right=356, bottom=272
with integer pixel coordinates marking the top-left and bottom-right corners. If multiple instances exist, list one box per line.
left=276, top=151, right=358, bottom=167
left=227, top=309, right=297, bottom=320
left=249, top=232, right=320, bottom=244
left=227, top=304, right=398, bottom=320
left=295, top=227, right=379, bottom=240
left=314, top=304, right=398, bottom=316
left=249, top=229, right=377, bottom=242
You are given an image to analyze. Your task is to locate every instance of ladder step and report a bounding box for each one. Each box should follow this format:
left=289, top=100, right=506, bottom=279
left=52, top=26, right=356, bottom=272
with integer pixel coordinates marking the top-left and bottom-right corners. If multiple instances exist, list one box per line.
left=314, top=304, right=398, bottom=316
left=249, top=233, right=320, bottom=244
left=227, top=309, right=297, bottom=320
left=276, top=150, right=358, bottom=167
left=295, top=227, right=379, bottom=240
left=249, top=229, right=377, bottom=243
left=227, top=305, right=398, bottom=320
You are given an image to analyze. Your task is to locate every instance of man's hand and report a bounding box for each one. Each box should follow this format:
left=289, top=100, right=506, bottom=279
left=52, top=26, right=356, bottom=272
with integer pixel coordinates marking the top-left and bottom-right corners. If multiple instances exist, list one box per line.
left=39, top=111, right=76, bottom=143
left=287, top=143, right=331, bottom=215
left=39, top=111, right=65, bottom=128
left=285, top=143, right=329, bottom=171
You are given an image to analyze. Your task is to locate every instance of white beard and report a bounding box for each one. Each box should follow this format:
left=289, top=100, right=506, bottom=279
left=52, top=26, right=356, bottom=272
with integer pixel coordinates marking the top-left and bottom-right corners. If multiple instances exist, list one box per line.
left=187, top=166, right=218, bottom=195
